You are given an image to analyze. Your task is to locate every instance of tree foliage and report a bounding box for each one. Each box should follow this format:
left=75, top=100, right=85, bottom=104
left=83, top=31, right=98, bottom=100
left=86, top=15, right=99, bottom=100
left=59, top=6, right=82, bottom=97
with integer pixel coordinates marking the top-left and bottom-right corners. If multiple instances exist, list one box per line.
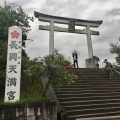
left=0, top=2, right=34, bottom=41
left=21, top=51, right=77, bottom=98
left=20, top=57, right=45, bottom=98
left=41, top=51, right=77, bottom=97
left=0, top=41, right=7, bottom=99
left=0, top=41, right=7, bottom=80
left=110, top=38, right=120, bottom=65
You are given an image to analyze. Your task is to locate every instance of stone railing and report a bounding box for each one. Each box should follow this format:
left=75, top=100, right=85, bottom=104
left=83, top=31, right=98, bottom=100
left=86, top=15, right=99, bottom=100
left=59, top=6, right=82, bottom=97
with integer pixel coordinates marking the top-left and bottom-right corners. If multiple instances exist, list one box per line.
left=0, top=102, right=57, bottom=120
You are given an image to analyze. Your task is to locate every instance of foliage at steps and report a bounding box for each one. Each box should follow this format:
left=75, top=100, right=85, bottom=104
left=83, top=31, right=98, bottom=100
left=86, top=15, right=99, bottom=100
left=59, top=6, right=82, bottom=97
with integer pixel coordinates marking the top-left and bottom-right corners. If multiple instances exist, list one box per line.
left=21, top=51, right=77, bottom=98
left=0, top=96, right=49, bottom=105
left=1, top=49, right=76, bottom=102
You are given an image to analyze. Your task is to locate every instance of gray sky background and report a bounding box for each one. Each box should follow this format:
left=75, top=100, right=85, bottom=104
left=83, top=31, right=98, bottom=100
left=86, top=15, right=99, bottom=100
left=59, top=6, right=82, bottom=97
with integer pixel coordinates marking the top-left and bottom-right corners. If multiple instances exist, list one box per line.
left=1, top=0, right=120, bottom=68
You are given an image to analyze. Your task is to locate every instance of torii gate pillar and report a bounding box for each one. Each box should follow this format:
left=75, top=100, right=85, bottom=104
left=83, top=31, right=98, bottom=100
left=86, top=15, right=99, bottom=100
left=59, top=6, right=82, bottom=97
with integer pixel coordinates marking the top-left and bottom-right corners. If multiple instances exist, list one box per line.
left=85, top=25, right=95, bottom=68
left=86, top=25, right=93, bottom=58
left=49, top=20, right=54, bottom=55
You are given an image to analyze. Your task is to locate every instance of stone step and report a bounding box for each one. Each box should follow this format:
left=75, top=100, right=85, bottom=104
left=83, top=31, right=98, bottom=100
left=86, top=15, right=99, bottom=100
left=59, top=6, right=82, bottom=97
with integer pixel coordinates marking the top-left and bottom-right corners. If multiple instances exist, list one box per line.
left=61, top=79, right=120, bottom=83
left=57, top=91, right=120, bottom=98
left=61, top=81, right=120, bottom=86
left=76, top=115, right=120, bottom=120
left=66, top=68, right=120, bottom=71
left=67, top=106, right=120, bottom=116
left=60, top=98, right=120, bottom=106
left=55, top=86, right=120, bottom=91
left=55, top=68, right=120, bottom=120
left=56, top=89, right=120, bottom=95
left=59, top=95, right=120, bottom=103
left=68, top=111, right=120, bottom=120
left=63, top=102, right=120, bottom=111
left=72, top=71, right=118, bottom=73
left=61, top=82, right=120, bottom=85
left=77, top=77, right=119, bottom=79
left=61, top=81, right=120, bottom=85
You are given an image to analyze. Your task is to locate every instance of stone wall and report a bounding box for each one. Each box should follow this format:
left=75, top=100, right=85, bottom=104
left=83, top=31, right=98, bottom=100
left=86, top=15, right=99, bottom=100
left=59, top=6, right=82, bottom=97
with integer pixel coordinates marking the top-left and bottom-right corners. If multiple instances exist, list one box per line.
left=0, top=102, right=57, bottom=120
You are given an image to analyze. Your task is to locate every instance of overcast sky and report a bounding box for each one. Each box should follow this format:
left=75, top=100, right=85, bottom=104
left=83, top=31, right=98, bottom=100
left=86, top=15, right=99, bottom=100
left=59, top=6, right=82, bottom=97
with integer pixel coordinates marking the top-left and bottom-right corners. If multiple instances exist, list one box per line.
left=1, top=0, right=120, bottom=67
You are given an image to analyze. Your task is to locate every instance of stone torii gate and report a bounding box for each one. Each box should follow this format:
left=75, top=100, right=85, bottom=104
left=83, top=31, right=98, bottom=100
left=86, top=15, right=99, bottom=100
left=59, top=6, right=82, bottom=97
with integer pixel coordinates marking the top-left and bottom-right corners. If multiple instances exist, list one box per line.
left=34, top=11, right=103, bottom=68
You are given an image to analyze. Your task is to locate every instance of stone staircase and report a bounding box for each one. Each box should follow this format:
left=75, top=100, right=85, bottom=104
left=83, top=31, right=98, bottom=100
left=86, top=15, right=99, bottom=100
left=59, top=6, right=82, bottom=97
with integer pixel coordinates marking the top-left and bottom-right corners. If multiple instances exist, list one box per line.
left=55, top=68, right=120, bottom=120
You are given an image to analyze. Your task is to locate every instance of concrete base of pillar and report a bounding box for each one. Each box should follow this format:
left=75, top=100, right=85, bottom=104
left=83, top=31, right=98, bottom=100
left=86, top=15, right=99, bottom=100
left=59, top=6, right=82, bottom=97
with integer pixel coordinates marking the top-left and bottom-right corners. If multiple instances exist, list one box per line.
left=85, top=58, right=96, bottom=68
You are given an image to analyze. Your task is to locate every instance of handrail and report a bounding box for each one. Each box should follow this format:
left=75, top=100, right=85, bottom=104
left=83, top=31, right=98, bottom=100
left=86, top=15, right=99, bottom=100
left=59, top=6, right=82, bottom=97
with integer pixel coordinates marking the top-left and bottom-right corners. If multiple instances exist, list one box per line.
left=112, top=68, right=120, bottom=75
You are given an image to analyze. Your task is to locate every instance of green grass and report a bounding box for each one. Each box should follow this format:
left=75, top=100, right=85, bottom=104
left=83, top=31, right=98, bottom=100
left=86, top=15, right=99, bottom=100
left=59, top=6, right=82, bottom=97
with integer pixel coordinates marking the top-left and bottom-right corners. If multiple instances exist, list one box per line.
left=0, top=96, right=50, bottom=105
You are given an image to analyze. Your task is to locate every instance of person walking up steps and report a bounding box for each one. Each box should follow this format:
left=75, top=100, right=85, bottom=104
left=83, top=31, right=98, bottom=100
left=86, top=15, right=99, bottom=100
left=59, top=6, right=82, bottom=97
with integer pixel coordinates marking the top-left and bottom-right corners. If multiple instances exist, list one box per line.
left=72, top=51, right=79, bottom=68
left=104, top=59, right=111, bottom=79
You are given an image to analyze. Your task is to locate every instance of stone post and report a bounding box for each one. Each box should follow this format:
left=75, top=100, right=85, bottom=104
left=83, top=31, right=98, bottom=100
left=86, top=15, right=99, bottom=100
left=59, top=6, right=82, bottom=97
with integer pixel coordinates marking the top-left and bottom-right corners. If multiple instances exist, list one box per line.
left=4, top=26, right=22, bottom=102
left=49, top=20, right=54, bottom=55
left=86, top=25, right=95, bottom=68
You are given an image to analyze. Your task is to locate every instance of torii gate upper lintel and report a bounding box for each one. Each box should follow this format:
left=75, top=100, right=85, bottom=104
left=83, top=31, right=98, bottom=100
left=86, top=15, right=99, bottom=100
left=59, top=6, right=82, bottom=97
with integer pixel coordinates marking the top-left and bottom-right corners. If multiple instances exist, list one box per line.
left=34, top=11, right=103, bottom=67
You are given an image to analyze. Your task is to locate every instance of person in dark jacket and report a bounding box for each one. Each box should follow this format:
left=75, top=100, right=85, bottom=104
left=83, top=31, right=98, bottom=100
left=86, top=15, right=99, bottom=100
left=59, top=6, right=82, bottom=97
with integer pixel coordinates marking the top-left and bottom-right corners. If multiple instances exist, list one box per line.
left=104, top=59, right=111, bottom=79
left=72, top=51, right=78, bottom=68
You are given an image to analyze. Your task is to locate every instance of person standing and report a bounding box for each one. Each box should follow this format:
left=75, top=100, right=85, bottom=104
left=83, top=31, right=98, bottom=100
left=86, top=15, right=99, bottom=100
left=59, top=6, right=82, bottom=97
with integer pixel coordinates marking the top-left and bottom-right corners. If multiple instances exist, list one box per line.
left=104, top=59, right=111, bottom=79
left=110, top=63, right=116, bottom=76
left=72, top=51, right=78, bottom=68
left=112, top=63, right=116, bottom=69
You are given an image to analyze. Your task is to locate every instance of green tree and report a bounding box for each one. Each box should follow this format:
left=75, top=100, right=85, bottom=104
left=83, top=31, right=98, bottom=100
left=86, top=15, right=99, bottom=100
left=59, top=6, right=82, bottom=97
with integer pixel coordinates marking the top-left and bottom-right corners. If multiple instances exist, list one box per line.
left=22, top=51, right=77, bottom=98
left=41, top=52, right=77, bottom=97
left=110, top=37, right=120, bottom=65
left=0, top=2, right=34, bottom=41
left=0, top=41, right=7, bottom=99
left=21, top=57, right=45, bottom=98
